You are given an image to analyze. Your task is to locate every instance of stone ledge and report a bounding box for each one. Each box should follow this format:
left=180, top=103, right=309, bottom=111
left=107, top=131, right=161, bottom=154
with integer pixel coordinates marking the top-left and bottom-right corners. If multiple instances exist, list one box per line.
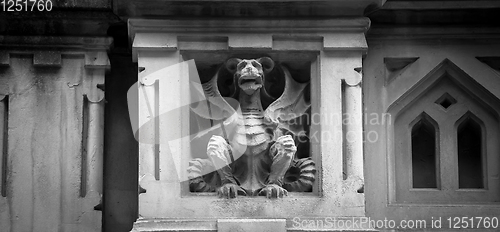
left=0, top=36, right=113, bottom=50
left=131, top=218, right=217, bottom=232
left=367, top=26, right=500, bottom=43
left=0, top=10, right=118, bottom=37
left=117, top=1, right=385, bottom=19
left=381, top=0, right=500, bottom=10
left=0, top=36, right=111, bottom=69
left=218, top=219, right=286, bottom=232
left=129, top=18, right=370, bottom=61
left=128, top=18, right=370, bottom=35
left=0, top=50, right=110, bottom=70
left=131, top=218, right=378, bottom=232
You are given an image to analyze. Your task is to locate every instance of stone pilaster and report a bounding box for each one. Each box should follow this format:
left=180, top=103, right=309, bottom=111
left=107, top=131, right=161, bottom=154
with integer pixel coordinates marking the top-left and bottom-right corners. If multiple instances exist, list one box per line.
left=0, top=35, right=111, bottom=231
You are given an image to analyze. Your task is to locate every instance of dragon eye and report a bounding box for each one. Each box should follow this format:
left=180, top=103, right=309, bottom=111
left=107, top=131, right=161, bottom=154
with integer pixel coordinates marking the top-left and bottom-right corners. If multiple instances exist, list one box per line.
left=251, top=61, right=262, bottom=69
left=237, top=61, right=247, bottom=70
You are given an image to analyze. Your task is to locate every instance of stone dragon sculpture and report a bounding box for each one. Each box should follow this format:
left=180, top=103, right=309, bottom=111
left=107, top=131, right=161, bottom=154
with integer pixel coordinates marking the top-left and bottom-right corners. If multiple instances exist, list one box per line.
left=188, top=57, right=315, bottom=198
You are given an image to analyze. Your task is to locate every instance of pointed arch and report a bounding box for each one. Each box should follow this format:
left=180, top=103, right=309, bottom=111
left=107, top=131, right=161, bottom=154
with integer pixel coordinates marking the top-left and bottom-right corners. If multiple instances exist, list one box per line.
left=388, top=59, right=500, bottom=120
left=410, top=112, right=440, bottom=189
left=455, top=112, right=486, bottom=189
left=389, top=59, right=500, bottom=203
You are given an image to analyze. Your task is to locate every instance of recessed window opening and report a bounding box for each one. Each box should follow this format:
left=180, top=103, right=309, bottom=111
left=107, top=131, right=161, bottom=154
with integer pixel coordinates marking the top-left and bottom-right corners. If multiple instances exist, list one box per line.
left=457, top=115, right=484, bottom=189
left=411, top=114, right=439, bottom=188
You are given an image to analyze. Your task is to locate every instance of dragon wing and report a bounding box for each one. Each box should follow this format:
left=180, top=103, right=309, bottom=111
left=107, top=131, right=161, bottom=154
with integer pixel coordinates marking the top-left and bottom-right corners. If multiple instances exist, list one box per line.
left=190, top=70, right=238, bottom=123
left=189, top=69, right=243, bottom=157
left=264, top=65, right=311, bottom=138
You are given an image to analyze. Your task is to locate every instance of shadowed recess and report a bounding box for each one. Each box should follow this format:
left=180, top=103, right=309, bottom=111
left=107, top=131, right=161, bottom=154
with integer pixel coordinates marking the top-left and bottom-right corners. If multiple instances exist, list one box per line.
left=457, top=114, right=484, bottom=189
left=411, top=113, right=438, bottom=189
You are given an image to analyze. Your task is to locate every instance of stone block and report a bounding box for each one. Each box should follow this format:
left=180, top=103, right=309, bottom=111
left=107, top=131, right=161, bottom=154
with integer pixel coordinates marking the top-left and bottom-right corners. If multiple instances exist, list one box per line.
left=85, top=51, right=110, bottom=69
left=323, top=33, right=367, bottom=51
left=229, top=34, right=272, bottom=49
left=33, top=51, right=61, bottom=67
left=218, top=219, right=286, bottom=232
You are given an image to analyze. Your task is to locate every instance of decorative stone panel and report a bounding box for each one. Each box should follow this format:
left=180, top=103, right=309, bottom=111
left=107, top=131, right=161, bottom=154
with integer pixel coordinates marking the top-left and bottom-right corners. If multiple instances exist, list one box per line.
left=129, top=18, right=371, bottom=231
left=364, top=27, right=500, bottom=226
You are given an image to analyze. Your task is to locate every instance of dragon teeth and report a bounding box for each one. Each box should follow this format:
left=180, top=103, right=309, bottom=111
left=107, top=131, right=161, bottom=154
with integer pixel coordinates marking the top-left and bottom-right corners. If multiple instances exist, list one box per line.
left=237, top=118, right=265, bottom=126
left=235, top=133, right=270, bottom=146
left=236, top=125, right=267, bottom=135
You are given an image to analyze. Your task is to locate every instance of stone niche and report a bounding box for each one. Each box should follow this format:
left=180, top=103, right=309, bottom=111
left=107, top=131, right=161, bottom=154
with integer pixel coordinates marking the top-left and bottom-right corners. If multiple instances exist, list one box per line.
left=129, top=19, right=370, bottom=231
left=185, top=51, right=317, bottom=196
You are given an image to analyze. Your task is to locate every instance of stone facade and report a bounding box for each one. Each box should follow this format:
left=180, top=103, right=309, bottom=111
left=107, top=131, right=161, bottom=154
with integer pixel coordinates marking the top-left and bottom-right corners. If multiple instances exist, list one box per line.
left=1, top=0, right=499, bottom=231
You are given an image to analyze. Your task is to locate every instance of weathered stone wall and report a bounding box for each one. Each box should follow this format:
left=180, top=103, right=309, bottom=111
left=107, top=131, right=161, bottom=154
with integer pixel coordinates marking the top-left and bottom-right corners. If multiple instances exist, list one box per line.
left=0, top=37, right=110, bottom=231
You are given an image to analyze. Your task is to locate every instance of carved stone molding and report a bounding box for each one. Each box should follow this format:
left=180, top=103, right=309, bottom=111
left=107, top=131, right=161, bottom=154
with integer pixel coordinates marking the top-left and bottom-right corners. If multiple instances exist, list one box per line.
left=0, top=36, right=112, bottom=50
left=380, top=0, right=500, bottom=10
left=131, top=217, right=376, bottom=232
left=129, top=18, right=370, bottom=61
left=368, top=27, right=500, bottom=43
left=117, top=0, right=385, bottom=19
left=0, top=36, right=112, bottom=70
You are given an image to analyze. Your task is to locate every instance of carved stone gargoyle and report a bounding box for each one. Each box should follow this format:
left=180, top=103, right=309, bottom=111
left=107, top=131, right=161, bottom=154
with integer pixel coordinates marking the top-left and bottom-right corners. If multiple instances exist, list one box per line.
left=188, top=57, right=316, bottom=198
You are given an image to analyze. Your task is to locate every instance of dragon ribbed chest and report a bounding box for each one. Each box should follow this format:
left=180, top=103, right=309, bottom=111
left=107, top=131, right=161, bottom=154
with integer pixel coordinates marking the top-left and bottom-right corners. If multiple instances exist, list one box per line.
left=234, top=111, right=272, bottom=155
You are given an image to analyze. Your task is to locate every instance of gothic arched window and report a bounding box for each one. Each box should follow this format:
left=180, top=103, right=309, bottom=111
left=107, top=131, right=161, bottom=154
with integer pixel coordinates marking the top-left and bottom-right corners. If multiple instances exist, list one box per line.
left=456, top=113, right=485, bottom=189
left=410, top=113, right=439, bottom=189
left=390, top=60, right=500, bottom=203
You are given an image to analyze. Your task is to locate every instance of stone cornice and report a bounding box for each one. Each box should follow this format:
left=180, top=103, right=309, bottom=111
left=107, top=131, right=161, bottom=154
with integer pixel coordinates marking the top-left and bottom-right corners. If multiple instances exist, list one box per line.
left=0, top=36, right=112, bottom=68
left=367, top=1, right=500, bottom=26
left=128, top=18, right=371, bottom=35
left=0, top=36, right=113, bottom=50
left=0, top=10, right=119, bottom=37
left=367, top=26, right=500, bottom=44
left=129, top=18, right=371, bottom=61
left=381, top=0, right=500, bottom=10
left=115, top=0, right=385, bottom=19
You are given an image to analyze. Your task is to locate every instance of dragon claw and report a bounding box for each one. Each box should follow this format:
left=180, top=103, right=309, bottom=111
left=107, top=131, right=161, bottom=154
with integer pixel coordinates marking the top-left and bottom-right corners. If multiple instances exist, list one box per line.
left=258, top=184, right=288, bottom=199
left=274, top=135, right=297, bottom=154
left=217, top=183, right=247, bottom=199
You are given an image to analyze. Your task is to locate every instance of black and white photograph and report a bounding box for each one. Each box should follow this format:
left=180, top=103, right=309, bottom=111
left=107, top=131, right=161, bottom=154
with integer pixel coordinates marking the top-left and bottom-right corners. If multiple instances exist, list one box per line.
left=1, top=0, right=499, bottom=231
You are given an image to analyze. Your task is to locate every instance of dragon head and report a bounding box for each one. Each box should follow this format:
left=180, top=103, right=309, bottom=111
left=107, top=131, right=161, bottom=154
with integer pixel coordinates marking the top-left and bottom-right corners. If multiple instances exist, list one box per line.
left=226, top=57, right=275, bottom=95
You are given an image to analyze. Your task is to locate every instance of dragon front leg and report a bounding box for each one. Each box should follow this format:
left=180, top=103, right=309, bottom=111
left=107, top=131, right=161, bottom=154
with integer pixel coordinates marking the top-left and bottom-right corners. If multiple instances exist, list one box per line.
left=207, top=135, right=246, bottom=198
left=259, top=135, right=295, bottom=198
left=188, top=158, right=218, bottom=192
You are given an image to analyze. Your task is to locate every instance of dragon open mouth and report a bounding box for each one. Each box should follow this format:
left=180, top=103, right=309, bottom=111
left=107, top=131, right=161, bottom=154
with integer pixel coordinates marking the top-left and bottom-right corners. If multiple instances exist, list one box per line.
left=238, top=75, right=262, bottom=87
left=240, top=79, right=257, bottom=85
left=238, top=75, right=263, bottom=95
